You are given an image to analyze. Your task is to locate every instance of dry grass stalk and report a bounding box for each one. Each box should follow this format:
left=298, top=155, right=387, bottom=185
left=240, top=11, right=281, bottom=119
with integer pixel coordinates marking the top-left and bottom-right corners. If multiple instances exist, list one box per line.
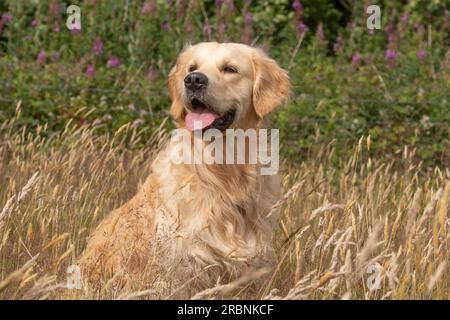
left=0, top=111, right=448, bottom=299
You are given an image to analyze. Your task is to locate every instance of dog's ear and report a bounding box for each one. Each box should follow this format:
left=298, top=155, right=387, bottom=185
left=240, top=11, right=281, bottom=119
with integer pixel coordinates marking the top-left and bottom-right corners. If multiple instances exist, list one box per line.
left=251, top=49, right=291, bottom=118
left=167, top=63, right=184, bottom=122
left=168, top=45, right=193, bottom=123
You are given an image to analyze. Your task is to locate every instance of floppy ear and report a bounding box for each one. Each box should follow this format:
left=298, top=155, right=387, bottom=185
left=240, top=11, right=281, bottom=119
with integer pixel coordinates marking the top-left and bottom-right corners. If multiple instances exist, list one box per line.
left=167, top=63, right=184, bottom=122
left=252, top=49, right=291, bottom=118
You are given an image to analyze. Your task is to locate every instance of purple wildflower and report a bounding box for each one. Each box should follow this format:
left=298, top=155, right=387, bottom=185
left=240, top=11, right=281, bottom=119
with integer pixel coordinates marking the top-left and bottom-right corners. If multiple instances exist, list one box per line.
left=0, top=13, right=12, bottom=33
left=384, top=23, right=394, bottom=35
left=107, top=56, right=121, bottom=68
left=226, top=0, right=235, bottom=13
left=400, top=13, right=409, bottom=24
left=385, top=49, right=398, bottom=60
left=92, top=37, right=104, bottom=56
left=217, top=22, right=225, bottom=41
left=316, top=23, right=325, bottom=43
left=384, top=49, right=398, bottom=68
left=416, top=49, right=427, bottom=61
left=242, top=12, right=253, bottom=44
left=36, top=49, right=46, bottom=65
left=218, top=23, right=225, bottom=34
left=1, top=13, right=12, bottom=23
left=185, top=21, right=193, bottom=33
left=203, top=23, right=212, bottom=39
left=53, top=23, right=60, bottom=33
left=351, top=52, right=362, bottom=68
left=31, top=19, right=39, bottom=27
left=161, top=23, right=170, bottom=32
left=292, top=0, right=302, bottom=12
left=297, top=22, right=308, bottom=37
left=86, top=64, right=95, bottom=77
left=215, top=0, right=224, bottom=9
left=147, top=69, right=158, bottom=82
left=244, top=12, right=253, bottom=25
left=388, top=32, right=397, bottom=43
left=176, top=0, right=187, bottom=20
left=333, top=35, right=343, bottom=54
left=141, top=1, right=155, bottom=14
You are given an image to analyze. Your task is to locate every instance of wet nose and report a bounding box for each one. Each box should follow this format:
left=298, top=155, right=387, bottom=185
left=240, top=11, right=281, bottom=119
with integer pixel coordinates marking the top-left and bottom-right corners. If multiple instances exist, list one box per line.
left=184, top=72, right=208, bottom=91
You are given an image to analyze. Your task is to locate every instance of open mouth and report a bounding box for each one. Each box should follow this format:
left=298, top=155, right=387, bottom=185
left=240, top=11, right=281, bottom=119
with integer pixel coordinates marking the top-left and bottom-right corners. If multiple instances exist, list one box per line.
left=185, top=98, right=236, bottom=132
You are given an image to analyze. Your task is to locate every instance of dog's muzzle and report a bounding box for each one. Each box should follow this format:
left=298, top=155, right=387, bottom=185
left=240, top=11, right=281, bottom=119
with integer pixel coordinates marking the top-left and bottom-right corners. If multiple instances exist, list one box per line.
left=184, top=72, right=208, bottom=92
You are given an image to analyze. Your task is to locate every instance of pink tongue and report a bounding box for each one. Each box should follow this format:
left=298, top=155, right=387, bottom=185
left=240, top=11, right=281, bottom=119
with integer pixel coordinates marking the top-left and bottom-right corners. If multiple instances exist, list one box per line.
left=185, top=111, right=218, bottom=131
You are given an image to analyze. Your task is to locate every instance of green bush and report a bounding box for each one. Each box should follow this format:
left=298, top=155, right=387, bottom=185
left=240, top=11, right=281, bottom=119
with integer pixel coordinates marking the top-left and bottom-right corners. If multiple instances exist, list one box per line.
left=0, top=0, right=448, bottom=166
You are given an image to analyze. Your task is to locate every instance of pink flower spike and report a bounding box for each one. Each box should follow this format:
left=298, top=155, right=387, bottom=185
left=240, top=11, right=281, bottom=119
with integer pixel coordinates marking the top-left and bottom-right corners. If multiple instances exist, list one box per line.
left=1, top=13, right=12, bottom=24
left=147, top=69, right=158, bottom=82
left=400, top=13, right=409, bottom=24
left=107, top=56, right=121, bottom=68
left=351, top=52, right=361, bottom=68
left=92, top=37, right=104, bottom=56
left=161, top=23, right=170, bottom=32
left=292, top=0, right=303, bottom=12
left=185, top=22, right=193, bottom=33
left=384, top=49, right=398, bottom=68
left=316, top=23, right=325, bottom=43
left=416, top=50, right=427, bottom=61
left=215, top=0, right=224, bottom=10
left=86, top=64, right=95, bottom=77
left=36, top=49, right=46, bottom=65
left=296, top=22, right=308, bottom=37
left=244, top=12, right=253, bottom=25
left=142, top=1, right=155, bottom=14
left=226, top=0, right=235, bottom=13
left=385, top=49, right=398, bottom=61
left=203, top=23, right=212, bottom=39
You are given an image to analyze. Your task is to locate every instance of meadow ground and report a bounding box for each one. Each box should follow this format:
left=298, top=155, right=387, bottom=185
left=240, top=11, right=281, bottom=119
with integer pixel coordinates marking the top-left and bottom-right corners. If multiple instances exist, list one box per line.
left=0, top=109, right=448, bottom=299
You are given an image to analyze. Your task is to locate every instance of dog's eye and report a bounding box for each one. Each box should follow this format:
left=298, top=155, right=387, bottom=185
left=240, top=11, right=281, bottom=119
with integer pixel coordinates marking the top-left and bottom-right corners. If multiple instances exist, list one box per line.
left=222, top=66, right=238, bottom=73
left=188, top=65, right=197, bottom=72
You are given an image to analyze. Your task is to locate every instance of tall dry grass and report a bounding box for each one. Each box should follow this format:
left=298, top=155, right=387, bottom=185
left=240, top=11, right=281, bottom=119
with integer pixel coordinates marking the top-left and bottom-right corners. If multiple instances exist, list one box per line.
left=0, top=106, right=448, bottom=299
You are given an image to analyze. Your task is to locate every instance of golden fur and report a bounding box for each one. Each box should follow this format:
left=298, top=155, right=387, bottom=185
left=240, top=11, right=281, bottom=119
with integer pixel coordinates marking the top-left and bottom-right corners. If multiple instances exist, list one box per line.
left=79, top=42, right=291, bottom=296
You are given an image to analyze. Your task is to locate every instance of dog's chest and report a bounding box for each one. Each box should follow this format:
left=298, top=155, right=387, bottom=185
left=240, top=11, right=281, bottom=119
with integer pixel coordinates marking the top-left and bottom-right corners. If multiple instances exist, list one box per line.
left=148, top=147, right=280, bottom=268
left=153, top=184, right=254, bottom=264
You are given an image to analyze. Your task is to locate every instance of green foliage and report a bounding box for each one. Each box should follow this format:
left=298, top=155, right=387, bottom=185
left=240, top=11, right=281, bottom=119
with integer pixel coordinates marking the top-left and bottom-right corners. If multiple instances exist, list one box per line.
left=0, top=0, right=448, bottom=166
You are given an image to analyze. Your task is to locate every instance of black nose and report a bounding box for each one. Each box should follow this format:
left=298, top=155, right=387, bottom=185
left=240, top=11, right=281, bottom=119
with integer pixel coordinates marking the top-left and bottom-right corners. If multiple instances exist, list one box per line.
left=184, top=72, right=208, bottom=91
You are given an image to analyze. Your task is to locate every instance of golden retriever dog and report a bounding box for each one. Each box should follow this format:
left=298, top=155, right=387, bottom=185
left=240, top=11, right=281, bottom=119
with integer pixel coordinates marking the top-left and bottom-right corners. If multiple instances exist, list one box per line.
left=79, top=42, right=291, bottom=297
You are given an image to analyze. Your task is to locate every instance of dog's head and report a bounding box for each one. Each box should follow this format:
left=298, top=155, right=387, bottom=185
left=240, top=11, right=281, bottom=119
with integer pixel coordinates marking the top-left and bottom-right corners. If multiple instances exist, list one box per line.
left=168, top=42, right=291, bottom=131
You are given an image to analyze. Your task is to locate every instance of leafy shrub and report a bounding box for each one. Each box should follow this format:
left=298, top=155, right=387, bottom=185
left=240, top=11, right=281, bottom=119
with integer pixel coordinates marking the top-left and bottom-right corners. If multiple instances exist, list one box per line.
left=0, top=0, right=448, bottom=166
